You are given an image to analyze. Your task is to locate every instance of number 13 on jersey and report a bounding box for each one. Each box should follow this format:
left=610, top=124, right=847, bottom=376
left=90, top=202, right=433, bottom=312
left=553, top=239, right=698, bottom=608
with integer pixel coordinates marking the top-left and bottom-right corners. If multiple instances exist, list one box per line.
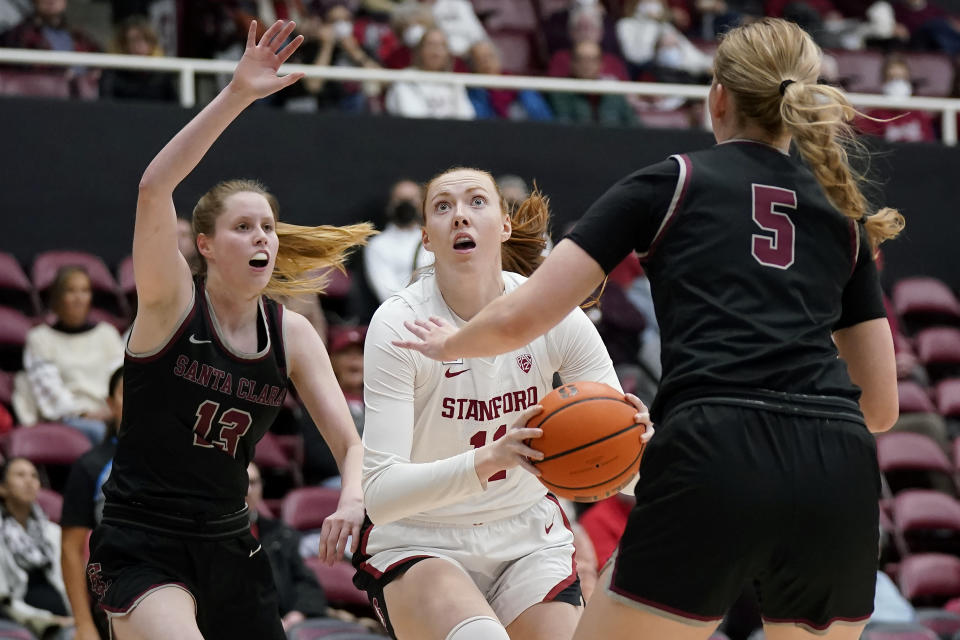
left=751, top=184, right=797, bottom=270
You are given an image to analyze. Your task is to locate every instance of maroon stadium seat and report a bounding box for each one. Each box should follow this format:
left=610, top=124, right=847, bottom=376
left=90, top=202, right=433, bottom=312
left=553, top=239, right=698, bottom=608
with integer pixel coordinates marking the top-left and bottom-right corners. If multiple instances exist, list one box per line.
left=2, top=423, right=91, bottom=465
left=893, top=278, right=960, bottom=333
left=0, top=306, right=34, bottom=371
left=916, top=329, right=960, bottom=382
left=908, top=53, right=955, bottom=97
left=36, top=487, right=63, bottom=523
left=894, top=490, right=960, bottom=554
left=914, top=607, right=960, bottom=639
left=899, top=554, right=960, bottom=605
left=281, top=487, right=341, bottom=531
left=861, top=622, right=940, bottom=639
left=0, top=370, right=12, bottom=407
left=832, top=50, right=885, bottom=93
left=285, top=618, right=368, bottom=640
left=0, top=253, right=39, bottom=316
left=937, top=380, right=960, bottom=418
left=900, top=381, right=938, bottom=414
left=0, top=70, right=71, bottom=98
left=254, top=431, right=290, bottom=469
left=304, top=557, right=370, bottom=608
left=878, top=431, right=956, bottom=497
left=637, top=108, right=694, bottom=129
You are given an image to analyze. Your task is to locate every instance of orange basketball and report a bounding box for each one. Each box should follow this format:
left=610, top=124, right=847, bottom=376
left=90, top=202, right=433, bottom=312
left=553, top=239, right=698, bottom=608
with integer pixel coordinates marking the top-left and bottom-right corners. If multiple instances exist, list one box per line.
left=526, top=381, right=646, bottom=503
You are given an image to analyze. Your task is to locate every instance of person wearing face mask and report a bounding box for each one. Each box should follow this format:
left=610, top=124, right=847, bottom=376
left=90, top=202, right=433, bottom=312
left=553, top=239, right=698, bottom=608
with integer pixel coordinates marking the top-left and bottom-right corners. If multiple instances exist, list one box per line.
left=855, top=54, right=936, bottom=142
left=380, top=2, right=437, bottom=69
left=364, top=180, right=435, bottom=303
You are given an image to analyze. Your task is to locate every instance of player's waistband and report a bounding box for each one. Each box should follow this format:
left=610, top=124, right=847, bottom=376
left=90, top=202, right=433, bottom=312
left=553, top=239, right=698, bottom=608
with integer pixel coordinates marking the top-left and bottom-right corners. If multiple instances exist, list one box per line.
left=660, top=387, right=865, bottom=424
left=102, top=502, right=251, bottom=540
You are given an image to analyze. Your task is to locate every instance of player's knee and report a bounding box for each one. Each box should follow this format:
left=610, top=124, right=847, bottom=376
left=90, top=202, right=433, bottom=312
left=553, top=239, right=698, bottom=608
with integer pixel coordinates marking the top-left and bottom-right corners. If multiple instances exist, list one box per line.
left=444, top=615, right=509, bottom=640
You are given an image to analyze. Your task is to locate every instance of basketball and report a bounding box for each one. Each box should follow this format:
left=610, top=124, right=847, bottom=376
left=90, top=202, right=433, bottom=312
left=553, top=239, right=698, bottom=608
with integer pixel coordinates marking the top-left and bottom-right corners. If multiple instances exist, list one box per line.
left=526, top=381, right=647, bottom=503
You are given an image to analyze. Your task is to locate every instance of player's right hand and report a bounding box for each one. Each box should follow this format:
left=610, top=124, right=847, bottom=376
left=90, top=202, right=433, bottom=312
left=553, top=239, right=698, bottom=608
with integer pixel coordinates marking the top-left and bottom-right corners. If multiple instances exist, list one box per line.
left=473, top=405, right=545, bottom=482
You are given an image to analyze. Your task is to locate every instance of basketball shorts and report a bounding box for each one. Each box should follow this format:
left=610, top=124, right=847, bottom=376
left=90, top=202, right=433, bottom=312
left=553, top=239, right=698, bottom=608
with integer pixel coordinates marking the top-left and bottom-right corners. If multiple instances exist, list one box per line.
left=87, top=523, right=285, bottom=640
left=352, top=494, right=582, bottom=637
left=607, top=393, right=881, bottom=633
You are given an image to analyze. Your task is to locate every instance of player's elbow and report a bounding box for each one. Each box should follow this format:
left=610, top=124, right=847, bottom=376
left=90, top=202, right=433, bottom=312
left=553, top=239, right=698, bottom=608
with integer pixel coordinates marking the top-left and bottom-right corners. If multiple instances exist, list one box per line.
left=863, top=397, right=899, bottom=433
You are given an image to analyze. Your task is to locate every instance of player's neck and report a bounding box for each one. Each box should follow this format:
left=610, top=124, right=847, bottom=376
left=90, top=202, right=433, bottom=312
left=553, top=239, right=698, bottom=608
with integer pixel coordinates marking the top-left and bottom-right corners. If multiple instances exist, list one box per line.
left=722, top=125, right=791, bottom=154
left=204, top=275, right=260, bottom=333
left=435, top=265, right=504, bottom=321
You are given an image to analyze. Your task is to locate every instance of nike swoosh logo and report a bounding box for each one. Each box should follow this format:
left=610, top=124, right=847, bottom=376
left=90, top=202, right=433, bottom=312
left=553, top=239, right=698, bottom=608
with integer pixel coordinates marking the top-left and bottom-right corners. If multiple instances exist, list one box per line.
left=545, top=522, right=554, bottom=535
left=189, top=334, right=212, bottom=345
left=249, top=544, right=262, bottom=558
left=445, top=368, right=470, bottom=378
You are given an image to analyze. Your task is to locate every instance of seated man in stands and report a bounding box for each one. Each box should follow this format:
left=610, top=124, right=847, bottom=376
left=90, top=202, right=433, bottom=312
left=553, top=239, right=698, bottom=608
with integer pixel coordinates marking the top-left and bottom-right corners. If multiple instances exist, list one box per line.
left=549, top=40, right=637, bottom=126
left=246, top=462, right=328, bottom=631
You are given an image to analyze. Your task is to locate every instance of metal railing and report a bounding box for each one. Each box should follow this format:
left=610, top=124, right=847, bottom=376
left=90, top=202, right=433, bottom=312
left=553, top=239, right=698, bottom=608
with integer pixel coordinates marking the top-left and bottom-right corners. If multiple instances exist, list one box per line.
left=0, top=47, right=957, bottom=145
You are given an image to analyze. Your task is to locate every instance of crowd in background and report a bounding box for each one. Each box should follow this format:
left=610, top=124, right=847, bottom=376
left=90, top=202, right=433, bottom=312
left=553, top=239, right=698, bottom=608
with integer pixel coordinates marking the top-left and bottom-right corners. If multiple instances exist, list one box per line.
left=0, top=0, right=959, bottom=138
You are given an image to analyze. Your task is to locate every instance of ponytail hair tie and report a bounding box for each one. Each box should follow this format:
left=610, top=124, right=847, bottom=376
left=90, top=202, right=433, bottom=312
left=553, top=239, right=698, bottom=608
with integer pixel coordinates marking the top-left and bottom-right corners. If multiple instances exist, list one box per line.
left=779, top=79, right=795, bottom=96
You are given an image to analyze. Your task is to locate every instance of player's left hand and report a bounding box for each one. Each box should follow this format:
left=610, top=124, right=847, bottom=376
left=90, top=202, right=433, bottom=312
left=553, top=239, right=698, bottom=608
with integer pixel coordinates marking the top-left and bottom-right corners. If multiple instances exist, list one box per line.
left=230, top=20, right=305, bottom=101
left=625, top=393, right=655, bottom=444
left=318, top=497, right=363, bottom=565
left=393, top=316, right=459, bottom=362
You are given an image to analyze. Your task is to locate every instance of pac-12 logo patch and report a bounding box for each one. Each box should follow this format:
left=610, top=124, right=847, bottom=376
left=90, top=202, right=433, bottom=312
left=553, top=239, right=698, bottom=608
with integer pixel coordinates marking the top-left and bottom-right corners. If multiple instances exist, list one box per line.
left=516, top=354, right=533, bottom=373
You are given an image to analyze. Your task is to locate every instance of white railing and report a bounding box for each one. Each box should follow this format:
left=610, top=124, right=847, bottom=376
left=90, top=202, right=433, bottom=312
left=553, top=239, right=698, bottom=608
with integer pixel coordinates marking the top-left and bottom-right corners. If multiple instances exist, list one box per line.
left=0, top=47, right=957, bottom=145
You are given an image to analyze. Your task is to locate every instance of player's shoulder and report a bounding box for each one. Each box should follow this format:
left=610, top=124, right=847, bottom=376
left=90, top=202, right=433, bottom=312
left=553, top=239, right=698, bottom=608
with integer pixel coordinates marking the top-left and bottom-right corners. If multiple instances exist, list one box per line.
left=369, top=275, right=437, bottom=330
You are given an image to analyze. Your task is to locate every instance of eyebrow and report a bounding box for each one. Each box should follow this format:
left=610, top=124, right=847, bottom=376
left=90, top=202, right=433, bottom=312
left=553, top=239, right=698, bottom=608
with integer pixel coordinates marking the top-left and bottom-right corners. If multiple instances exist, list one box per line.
left=430, top=185, right=491, bottom=201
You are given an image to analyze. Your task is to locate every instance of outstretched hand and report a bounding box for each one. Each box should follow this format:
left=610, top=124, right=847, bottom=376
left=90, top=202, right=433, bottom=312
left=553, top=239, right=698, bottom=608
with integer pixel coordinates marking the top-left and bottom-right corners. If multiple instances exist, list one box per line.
left=392, top=316, right=459, bottom=362
left=230, top=20, right=305, bottom=100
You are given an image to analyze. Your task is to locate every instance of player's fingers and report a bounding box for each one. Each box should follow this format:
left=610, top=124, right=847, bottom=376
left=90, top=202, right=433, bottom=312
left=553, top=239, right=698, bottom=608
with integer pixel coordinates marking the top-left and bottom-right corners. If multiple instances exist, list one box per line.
left=277, top=34, right=304, bottom=65
left=402, top=320, right=427, bottom=339
left=515, top=443, right=544, bottom=460
left=335, top=526, right=350, bottom=560
left=259, top=20, right=284, bottom=48
left=322, top=521, right=340, bottom=565
left=350, top=523, right=361, bottom=553
left=624, top=393, right=647, bottom=412
left=519, top=459, right=542, bottom=476
left=391, top=339, right=421, bottom=350
left=246, top=20, right=258, bottom=49
left=508, top=427, right=543, bottom=442
left=640, top=423, right=655, bottom=443
left=513, top=404, right=543, bottom=427
left=429, top=316, right=446, bottom=327
left=634, top=411, right=651, bottom=426
left=278, top=71, right=305, bottom=89
left=272, top=21, right=297, bottom=53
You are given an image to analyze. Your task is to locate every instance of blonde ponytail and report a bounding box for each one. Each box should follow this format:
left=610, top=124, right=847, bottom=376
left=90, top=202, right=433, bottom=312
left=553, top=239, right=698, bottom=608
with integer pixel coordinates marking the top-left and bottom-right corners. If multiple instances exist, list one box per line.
left=715, top=18, right=904, bottom=249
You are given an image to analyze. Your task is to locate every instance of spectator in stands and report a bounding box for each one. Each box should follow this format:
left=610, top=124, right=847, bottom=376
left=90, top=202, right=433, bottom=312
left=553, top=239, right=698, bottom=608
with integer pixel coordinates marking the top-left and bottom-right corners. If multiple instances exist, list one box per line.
left=11, top=266, right=124, bottom=443
left=690, top=0, right=753, bottom=40
left=894, top=0, right=960, bottom=53
left=328, top=325, right=366, bottom=434
left=855, top=54, right=936, bottom=142
left=293, top=1, right=382, bottom=113
left=363, top=179, right=429, bottom=303
left=549, top=40, right=637, bottom=126
left=245, top=462, right=329, bottom=631
left=60, top=367, right=122, bottom=640
left=0, top=0, right=101, bottom=98
left=420, top=0, right=487, bottom=57
left=542, top=0, right=626, bottom=57
left=616, top=0, right=712, bottom=79
left=99, top=16, right=177, bottom=103
left=466, top=39, right=553, bottom=121
left=385, top=27, right=475, bottom=119
left=380, top=1, right=436, bottom=68
left=0, top=457, right=73, bottom=638
left=548, top=2, right=629, bottom=81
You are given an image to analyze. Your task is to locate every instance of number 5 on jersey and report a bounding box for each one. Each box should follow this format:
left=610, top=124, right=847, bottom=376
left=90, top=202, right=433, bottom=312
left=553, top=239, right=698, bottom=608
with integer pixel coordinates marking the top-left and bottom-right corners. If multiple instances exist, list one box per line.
left=751, top=184, right=797, bottom=270
left=192, top=400, right=252, bottom=457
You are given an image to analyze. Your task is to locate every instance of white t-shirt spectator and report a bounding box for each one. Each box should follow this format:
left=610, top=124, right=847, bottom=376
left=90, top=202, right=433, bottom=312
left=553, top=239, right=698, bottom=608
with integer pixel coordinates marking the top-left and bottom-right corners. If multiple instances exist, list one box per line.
left=431, top=0, right=488, bottom=56
left=386, top=79, right=476, bottom=119
left=364, top=223, right=435, bottom=303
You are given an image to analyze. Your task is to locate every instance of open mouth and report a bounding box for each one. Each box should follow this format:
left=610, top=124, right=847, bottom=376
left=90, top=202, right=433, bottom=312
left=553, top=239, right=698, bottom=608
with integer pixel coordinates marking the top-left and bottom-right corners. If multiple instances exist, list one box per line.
left=453, top=235, right=476, bottom=251
left=249, top=251, right=269, bottom=268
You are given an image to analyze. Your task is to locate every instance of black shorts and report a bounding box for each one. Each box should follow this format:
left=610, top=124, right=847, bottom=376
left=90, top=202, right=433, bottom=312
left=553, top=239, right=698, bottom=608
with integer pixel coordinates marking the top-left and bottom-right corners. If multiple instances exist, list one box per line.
left=609, top=393, right=880, bottom=632
left=87, top=523, right=285, bottom=640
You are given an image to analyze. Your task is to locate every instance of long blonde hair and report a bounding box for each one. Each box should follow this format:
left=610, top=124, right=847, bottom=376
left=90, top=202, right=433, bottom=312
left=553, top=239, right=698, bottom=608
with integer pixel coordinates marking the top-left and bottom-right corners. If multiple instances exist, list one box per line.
left=192, top=179, right=376, bottom=297
left=714, top=18, right=904, bottom=250
left=422, top=167, right=550, bottom=277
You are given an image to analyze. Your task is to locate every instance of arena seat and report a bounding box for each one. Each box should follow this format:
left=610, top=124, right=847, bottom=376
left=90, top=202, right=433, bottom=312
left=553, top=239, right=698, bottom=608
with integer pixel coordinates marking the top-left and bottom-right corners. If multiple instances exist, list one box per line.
left=832, top=49, right=885, bottom=94
left=0, top=252, right=39, bottom=316
left=31, top=250, right=128, bottom=317
left=36, top=487, right=63, bottom=523
left=937, top=380, right=960, bottom=418
left=861, top=621, right=940, bottom=639
left=0, top=619, right=36, bottom=640
left=915, top=607, right=960, bottom=639
left=880, top=430, right=957, bottom=498
left=281, top=486, right=341, bottom=531
left=0, top=370, right=12, bottom=407
left=894, top=490, right=960, bottom=554
left=286, top=618, right=368, bottom=640
left=900, top=381, right=938, bottom=414
left=637, top=108, right=695, bottom=129
left=893, top=278, right=960, bottom=333
left=2, top=422, right=91, bottom=465
left=899, top=554, right=960, bottom=606
left=908, top=53, right=955, bottom=97
left=304, top=557, right=370, bottom=609
left=0, top=70, right=71, bottom=98
left=0, top=306, right=33, bottom=371
left=915, top=328, right=960, bottom=382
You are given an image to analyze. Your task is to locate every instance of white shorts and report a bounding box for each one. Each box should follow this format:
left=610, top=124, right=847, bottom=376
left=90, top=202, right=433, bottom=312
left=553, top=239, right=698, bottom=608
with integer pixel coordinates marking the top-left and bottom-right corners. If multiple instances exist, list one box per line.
left=352, top=494, right=580, bottom=631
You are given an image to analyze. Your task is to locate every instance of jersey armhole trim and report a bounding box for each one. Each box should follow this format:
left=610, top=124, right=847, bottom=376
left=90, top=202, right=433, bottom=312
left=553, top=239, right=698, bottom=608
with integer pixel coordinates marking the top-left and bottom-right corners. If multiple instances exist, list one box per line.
left=848, top=220, right=861, bottom=278
left=636, top=153, right=691, bottom=262
left=124, top=289, right=197, bottom=363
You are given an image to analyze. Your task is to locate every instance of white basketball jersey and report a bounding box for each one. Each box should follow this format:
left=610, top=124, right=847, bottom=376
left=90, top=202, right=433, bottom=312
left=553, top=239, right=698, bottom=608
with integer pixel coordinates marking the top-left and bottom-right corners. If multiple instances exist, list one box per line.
left=362, top=271, right=620, bottom=525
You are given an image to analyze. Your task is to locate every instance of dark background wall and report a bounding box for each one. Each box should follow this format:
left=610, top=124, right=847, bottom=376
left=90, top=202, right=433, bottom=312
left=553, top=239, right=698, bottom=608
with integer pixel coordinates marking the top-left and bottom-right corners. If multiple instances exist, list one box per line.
left=0, top=96, right=955, bottom=291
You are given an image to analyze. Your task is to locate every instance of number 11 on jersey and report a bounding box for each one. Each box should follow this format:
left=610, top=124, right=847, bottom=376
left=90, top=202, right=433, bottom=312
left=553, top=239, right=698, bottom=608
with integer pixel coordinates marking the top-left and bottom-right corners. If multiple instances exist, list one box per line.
left=470, top=425, right=508, bottom=481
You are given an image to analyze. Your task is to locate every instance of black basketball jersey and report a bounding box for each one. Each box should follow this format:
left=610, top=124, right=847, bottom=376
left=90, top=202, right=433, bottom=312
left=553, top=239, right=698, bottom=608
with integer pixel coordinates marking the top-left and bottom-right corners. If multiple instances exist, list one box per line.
left=103, top=278, right=288, bottom=520
left=568, top=140, right=885, bottom=421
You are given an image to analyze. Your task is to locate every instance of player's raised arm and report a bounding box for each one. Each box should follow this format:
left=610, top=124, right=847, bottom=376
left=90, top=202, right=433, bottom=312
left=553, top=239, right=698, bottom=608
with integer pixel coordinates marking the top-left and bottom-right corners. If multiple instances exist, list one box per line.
left=132, top=20, right=304, bottom=316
